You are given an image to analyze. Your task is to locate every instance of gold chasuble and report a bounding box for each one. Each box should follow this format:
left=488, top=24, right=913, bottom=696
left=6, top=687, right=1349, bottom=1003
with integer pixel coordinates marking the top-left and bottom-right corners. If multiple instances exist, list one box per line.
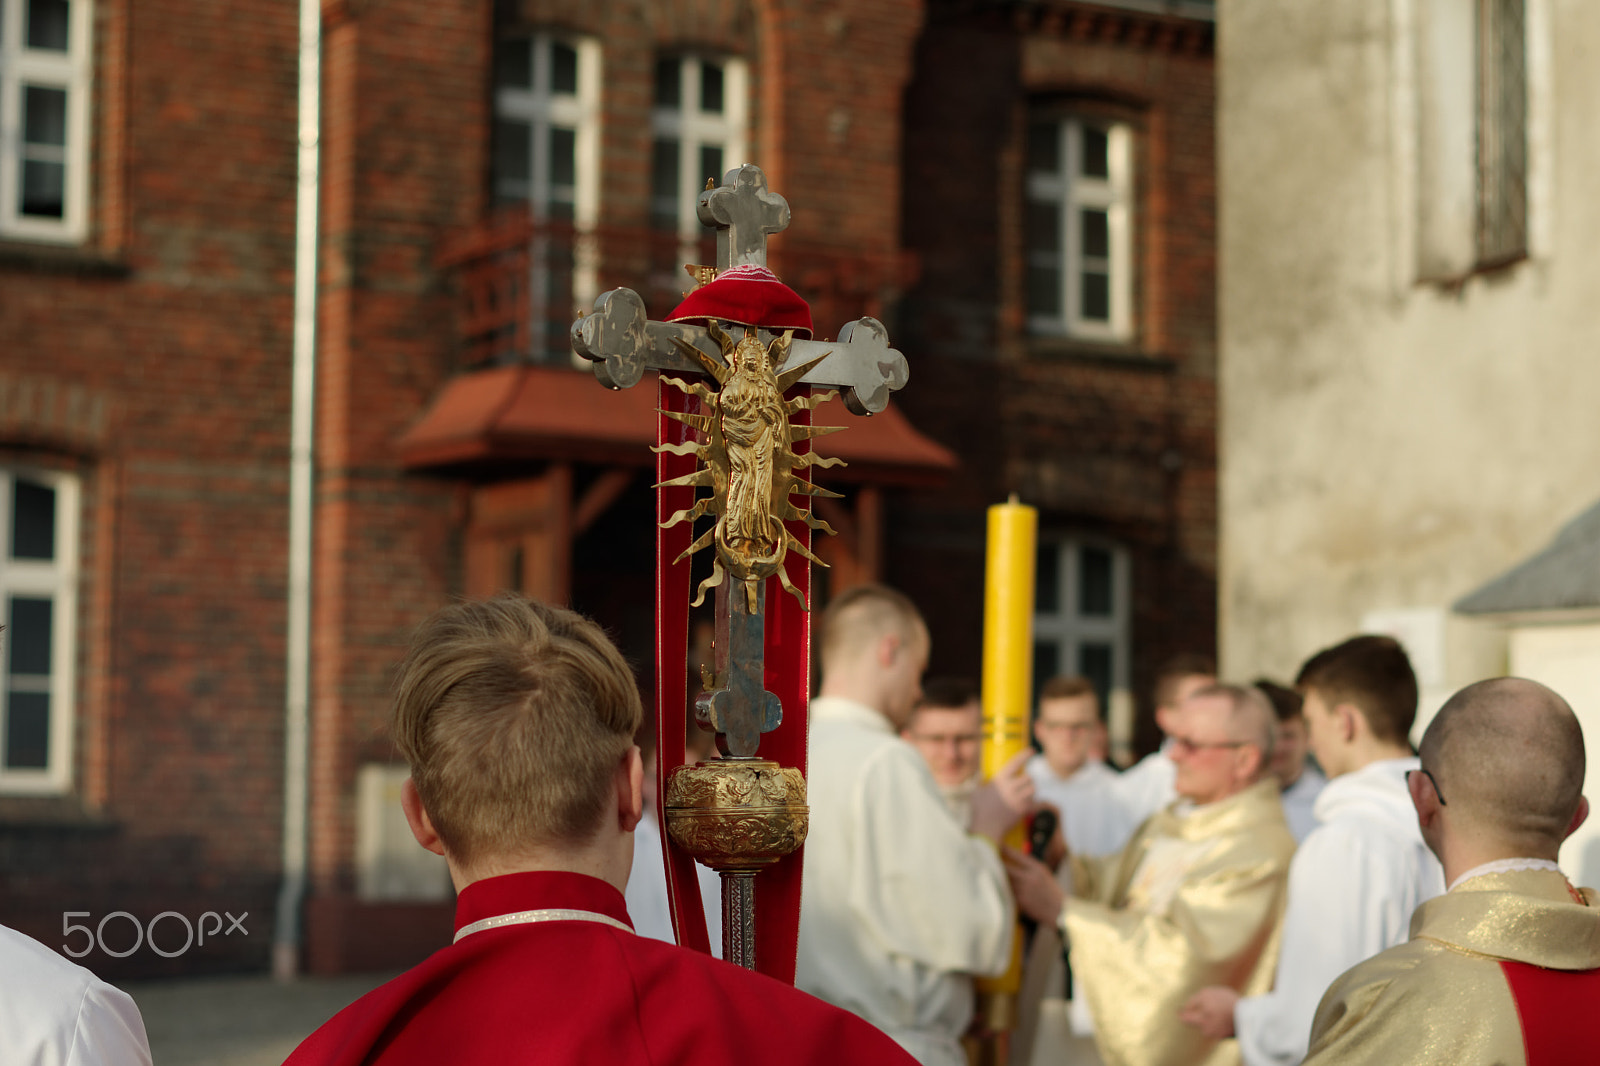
left=1063, top=777, right=1296, bottom=1066
left=1304, top=869, right=1600, bottom=1066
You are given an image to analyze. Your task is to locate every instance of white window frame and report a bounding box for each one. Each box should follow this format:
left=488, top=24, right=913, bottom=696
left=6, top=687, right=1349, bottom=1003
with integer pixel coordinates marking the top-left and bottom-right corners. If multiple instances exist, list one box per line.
left=494, top=33, right=601, bottom=227
left=0, top=466, right=79, bottom=794
left=651, top=54, right=749, bottom=245
left=494, top=32, right=602, bottom=361
left=0, top=0, right=94, bottom=243
left=1027, top=118, right=1134, bottom=342
left=1033, top=538, right=1131, bottom=754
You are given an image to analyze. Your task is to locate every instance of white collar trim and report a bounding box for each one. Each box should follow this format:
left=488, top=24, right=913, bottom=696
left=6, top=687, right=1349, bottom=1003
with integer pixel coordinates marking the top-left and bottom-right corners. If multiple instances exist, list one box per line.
left=454, top=907, right=634, bottom=943
left=1448, top=857, right=1563, bottom=893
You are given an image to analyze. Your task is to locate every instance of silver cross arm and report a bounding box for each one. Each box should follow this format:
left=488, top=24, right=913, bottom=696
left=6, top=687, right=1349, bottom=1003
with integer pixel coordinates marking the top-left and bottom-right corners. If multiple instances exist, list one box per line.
left=571, top=288, right=908, bottom=415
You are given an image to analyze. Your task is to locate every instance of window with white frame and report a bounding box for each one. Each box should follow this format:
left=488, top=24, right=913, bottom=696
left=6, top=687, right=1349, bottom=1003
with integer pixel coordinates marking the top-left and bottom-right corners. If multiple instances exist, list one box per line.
left=492, top=33, right=599, bottom=219
left=0, top=467, right=78, bottom=793
left=651, top=55, right=748, bottom=236
left=1032, top=539, right=1130, bottom=728
left=1026, top=117, right=1133, bottom=342
left=491, top=32, right=601, bottom=361
left=0, top=0, right=93, bottom=242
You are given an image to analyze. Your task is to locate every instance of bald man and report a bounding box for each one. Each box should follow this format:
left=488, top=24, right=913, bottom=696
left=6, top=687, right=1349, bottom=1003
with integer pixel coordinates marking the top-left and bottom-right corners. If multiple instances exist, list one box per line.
left=1006, top=684, right=1297, bottom=1066
left=795, top=584, right=1034, bottom=1066
left=1304, top=678, right=1600, bottom=1065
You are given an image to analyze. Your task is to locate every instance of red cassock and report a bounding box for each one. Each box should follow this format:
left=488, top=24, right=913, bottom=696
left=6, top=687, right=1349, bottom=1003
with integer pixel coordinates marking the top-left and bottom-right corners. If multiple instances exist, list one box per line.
left=283, top=870, right=915, bottom=1065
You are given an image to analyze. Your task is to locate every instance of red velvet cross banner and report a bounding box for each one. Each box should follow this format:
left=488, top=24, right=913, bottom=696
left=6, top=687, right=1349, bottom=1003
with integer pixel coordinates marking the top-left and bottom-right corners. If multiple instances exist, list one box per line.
left=653, top=371, right=813, bottom=983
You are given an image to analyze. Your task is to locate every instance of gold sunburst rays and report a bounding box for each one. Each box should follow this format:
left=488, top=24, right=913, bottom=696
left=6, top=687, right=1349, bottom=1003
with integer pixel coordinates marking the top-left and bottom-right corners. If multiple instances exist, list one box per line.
left=652, top=321, right=847, bottom=612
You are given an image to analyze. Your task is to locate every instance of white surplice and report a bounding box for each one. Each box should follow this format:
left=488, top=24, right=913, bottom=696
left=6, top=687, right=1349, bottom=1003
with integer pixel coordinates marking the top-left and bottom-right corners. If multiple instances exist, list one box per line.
left=0, top=922, right=152, bottom=1066
left=1278, top=765, right=1326, bottom=843
left=797, top=696, right=1015, bottom=1066
left=1232, top=758, right=1444, bottom=1066
left=1027, top=755, right=1136, bottom=858
left=625, top=805, right=724, bottom=958
left=1107, top=744, right=1176, bottom=842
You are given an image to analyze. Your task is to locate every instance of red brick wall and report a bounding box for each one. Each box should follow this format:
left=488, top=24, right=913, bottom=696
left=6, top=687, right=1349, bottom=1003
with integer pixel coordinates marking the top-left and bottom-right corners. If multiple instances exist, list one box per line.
left=896, top=3, right=1217, bottom=752
left=0, top=0, right=1214, bottom=979
left=307, top=0, right=488, bottom=908
left=0, top=0, right=303, bottom=975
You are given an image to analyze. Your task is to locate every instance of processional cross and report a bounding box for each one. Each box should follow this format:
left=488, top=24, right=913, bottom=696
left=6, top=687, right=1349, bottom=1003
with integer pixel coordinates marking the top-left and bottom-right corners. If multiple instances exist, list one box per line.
left=572, top=164, right=908, bottom=977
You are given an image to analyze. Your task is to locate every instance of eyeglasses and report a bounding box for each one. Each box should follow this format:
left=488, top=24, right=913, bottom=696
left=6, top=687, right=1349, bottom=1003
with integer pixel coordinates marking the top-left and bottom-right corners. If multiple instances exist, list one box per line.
left=1169, top=735, right=1250, bottom=756
left=1035, top=720, right=1095, bottom=735
left=1406, top=767, right=1448, bottom=806
left=908, top=733, right=982, bottom=749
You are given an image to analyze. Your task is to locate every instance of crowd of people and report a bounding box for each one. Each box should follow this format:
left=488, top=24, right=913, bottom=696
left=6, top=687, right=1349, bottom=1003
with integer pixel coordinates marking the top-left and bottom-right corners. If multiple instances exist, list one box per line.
left=5, top=585, right=1596, bottom=1065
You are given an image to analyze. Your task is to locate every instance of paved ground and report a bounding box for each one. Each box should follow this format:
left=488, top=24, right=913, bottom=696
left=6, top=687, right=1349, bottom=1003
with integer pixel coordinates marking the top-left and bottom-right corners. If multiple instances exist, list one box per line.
left=124, top=971, right=395, bottom=1066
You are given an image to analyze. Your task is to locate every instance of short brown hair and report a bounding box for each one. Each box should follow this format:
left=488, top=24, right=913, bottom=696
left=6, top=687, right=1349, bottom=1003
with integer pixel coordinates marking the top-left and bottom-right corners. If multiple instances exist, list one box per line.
left=392, top=595, right=643, bottom=864
left=1154, top=654, right=1217, bottom=709
left=1254, top=678, right=1304, bottom=723
left=918, top=676, right=978, bottom=711
left=1039, top=674, right=1098, bottom=710
left=1295, top=635, right=1417, bottom=745
left=819, top=583, right=925, bottom=673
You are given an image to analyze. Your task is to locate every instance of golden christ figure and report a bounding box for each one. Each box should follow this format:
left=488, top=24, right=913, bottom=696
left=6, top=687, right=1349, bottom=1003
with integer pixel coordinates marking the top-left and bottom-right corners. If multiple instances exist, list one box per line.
left=655, top=320, right=845, bottom=612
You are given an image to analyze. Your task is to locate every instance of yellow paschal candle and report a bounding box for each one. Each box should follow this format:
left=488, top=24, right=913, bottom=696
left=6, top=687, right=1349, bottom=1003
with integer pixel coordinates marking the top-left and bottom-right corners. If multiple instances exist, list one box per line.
left=982, top=496, right=1036, bottom=784
left=977, top=495, right=1036, bottom=1007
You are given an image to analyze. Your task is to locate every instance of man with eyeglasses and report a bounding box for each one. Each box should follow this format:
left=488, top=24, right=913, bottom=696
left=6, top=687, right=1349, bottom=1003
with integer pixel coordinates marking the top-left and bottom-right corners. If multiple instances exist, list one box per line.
left=1303, top=677, right=1599, bottom=1065
left=1180, top=635, right=1444, bottom=1065
left=1108, top=655, right=1217, bottom=833
left=1004, top=683, right=1295, bottom=1066
left=901, top=678, right=986, bottom=826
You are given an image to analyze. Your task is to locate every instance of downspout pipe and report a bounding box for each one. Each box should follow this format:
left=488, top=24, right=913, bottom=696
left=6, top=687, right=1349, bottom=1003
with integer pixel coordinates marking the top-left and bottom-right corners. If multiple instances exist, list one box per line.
left=274, top=0, right=321, bottom=982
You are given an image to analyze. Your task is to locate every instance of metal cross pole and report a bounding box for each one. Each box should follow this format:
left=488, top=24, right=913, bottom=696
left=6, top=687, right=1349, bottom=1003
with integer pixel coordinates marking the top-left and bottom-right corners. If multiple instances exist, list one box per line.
left=571, top=164, right=909, bottom=976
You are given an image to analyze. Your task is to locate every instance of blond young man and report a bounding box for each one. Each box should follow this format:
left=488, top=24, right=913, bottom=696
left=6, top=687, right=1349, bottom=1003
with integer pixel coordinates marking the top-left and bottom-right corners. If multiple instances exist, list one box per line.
left=284, top=595, right=914, bottom=1066
left=796, top=584, right=1034, bottom=1066
left=1006, top=684, right=1296, bottom=1066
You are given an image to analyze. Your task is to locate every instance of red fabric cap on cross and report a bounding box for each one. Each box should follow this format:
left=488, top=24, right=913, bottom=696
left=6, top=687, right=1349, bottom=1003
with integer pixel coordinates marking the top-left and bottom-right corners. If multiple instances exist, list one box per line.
left=665, top=264, right=814, bottom=339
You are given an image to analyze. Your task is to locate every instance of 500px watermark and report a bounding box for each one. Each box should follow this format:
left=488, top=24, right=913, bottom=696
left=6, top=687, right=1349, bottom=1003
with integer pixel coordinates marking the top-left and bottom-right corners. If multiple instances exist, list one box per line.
left=62, top=911, right=248, bottom=959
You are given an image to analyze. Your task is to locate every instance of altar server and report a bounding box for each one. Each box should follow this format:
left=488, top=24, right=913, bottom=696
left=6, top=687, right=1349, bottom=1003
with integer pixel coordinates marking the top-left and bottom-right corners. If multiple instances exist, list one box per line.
left=796, top=584, right=1034, bottom=1066
left=1180, top=636, right=1443, bottom=1065
left=0, top=922, right=151, bottom=1066
left=284, top=594, right=916, bottom=1066
left=902, top=677, right=986, bottom=826
left=1006, top=683, right=1296, bottom=1066
left=1027, top=674, right=1134, bottom=857
left=1257, top=679, right=1325, bottom=843
left=1304, top=677, right=1598, bottom=1065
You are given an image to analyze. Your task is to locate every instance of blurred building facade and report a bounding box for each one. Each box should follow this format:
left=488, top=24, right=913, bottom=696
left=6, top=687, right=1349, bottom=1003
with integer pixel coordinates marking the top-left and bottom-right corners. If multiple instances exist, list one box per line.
left=1217, top=0, right=1600, bottom=876
left=0, top=0, right=1215, bottom=977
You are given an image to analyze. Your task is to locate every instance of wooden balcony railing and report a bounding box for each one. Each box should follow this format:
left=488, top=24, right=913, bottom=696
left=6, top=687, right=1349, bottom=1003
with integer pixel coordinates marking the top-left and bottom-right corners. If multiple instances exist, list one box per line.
left=437, top=207, right=919, bottom=371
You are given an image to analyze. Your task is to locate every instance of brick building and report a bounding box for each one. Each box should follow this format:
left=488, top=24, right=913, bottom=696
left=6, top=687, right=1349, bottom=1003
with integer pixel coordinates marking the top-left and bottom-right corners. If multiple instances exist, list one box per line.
left=898, top=0, right=1218, bottom=759
left=0, top=0, right=1213, bottom=977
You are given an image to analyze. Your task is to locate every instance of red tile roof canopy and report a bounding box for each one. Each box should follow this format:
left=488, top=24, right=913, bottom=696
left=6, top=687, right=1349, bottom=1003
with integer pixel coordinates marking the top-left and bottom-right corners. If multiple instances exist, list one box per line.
left=396, top=366, right=957, bottom=486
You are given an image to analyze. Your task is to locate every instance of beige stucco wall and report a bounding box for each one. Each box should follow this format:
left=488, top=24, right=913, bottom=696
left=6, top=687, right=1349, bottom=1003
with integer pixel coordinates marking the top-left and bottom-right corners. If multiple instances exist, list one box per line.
left=1506, top=622, right=1600, bottom=887
left=1218, top=0, right=1600, bottom=699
